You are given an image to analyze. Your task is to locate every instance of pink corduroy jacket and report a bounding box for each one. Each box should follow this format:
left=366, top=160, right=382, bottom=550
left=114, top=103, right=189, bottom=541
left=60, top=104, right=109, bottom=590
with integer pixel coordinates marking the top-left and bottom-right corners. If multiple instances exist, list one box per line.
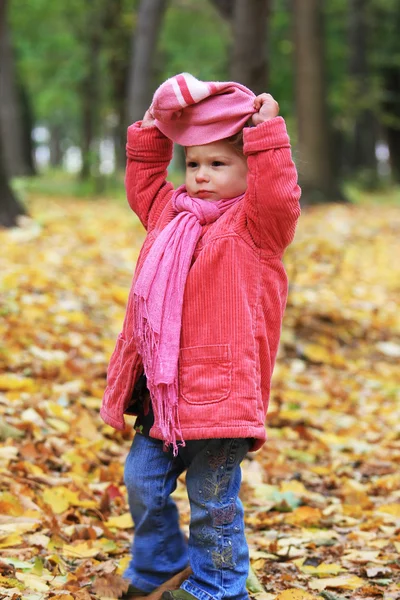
left=100, top=116, right=301, bottom=451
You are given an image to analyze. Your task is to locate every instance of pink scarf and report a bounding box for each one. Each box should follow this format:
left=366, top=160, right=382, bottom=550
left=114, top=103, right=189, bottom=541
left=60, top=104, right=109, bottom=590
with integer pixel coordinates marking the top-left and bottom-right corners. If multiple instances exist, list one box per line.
left=133, top=186, right=243, bottom=454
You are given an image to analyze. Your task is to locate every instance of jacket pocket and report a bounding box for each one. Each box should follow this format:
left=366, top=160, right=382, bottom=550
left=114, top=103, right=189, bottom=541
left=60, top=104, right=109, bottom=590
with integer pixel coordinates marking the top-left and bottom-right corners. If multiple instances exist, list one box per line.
left=179, top=344, right=232, bottom=405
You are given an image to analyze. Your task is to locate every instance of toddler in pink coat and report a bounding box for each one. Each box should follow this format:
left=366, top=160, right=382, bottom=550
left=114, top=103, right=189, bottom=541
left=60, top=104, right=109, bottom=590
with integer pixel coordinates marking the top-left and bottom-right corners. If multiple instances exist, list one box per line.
left=101, top=73, right=301, bottom=600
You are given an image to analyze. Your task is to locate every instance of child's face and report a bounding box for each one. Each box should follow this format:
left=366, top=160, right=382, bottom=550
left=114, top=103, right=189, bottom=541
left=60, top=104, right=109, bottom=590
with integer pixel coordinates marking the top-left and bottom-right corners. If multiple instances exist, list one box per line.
left=185, top=140, right=248, bottom=201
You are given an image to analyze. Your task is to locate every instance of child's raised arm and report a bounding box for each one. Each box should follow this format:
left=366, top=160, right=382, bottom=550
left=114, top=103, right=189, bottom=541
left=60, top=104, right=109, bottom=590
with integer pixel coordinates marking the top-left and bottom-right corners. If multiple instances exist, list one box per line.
left=125, top=109, right=174, bottom=231
left=243, top=94, right=301, bottom=254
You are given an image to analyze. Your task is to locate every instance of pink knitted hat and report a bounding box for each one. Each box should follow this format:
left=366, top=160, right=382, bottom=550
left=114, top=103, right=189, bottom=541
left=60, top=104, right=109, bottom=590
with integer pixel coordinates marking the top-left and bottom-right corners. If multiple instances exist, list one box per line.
left=149, top=73, right=256, bottom=146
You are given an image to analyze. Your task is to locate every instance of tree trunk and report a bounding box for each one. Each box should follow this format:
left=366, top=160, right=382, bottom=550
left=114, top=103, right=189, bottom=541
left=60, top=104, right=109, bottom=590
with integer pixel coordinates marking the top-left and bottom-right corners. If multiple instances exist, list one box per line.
left=0, top=137, right=27, bottom=227
left=209, top=0, right=234, bottom=21
left=293, top=0, right=346, bottom=204
left=378, top=2, right=400, bottom=184
left=79, top=1, right=105, bottom=180
left=19, top=80, right=36, bottom=174
left=0, top=0, right=26, bottom=226
left=104, top=0, right=131, bottom=170
left=127, top=0, right=168, bottom=124
left=230, top=0, right=270, bottom=94
left=0, top=0, right=33, bottom=177
left=348, top=0, right=377, bottom=186
left=383, top=67, right=400, bottom=183
left=49, top=125, right=63, bottom=168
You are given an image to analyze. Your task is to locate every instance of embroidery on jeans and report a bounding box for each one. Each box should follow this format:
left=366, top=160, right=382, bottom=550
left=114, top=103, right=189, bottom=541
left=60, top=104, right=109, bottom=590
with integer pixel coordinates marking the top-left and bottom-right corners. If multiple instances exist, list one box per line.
left=197, top=526, right=218, bottom=546
left=211, top=545, right=235, bottom=569
left=203, top=474, right=231, bottom=502
left=210, top=502, right=236, bottom=526
left=208, top=446, right=227, bottom=470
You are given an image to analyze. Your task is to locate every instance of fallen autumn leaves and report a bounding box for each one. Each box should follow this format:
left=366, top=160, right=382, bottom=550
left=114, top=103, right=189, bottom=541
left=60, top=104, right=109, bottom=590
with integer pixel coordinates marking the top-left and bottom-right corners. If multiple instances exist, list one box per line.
left=0, top=196, right=399, bottom=600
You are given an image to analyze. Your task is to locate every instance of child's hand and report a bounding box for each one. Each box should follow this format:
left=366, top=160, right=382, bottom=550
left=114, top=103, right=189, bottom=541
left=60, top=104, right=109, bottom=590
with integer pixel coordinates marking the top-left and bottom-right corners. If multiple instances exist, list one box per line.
left=141, top=109, right=156, bottom=128
left=251, top=93, right=280, bottom=126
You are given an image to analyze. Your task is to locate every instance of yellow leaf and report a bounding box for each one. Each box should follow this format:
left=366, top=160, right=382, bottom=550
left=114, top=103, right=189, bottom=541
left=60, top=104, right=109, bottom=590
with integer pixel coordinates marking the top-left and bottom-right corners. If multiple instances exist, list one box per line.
left=375, top=473, right=400, bottom=492
left=342, top=504, right=363, bottom=518
left=105, top=512, right=134, bottom=529
left=377, top=503, right=400, bottom=517
left=0, top=520, right=39, bottom=535
left=296, top=559, right=345, bottom=576
left=344, top=550, right=380, bottom=563
left=16, top=572, right=49, bottom=592
left=0, top=533, right=23, bottom=548
left=0, top=374, right=36, bottom=391
left=45, top=401, right=69, bottom=419
left=111, top=286, right=129, bottom=305
left=309, top=574, right=365, bottom=591
left=301, top=344, right=345, bottom=366
left=42, top=487, right=96, bottom=514
left=251, top=557, right=268, bottom=571
left=74, top=498, right=98, bottom=509
left=0, top=492, right=24, bottom=516
left=280, top=481, right=308, bottom=495
left=275, top=590, right=317, bottom=599
left=72, top=410, right=102, bottom=441
left=42, top=487, right=72, bottom=513
left=116, top=554, right=131, bottom=575
left=0, top=574, right=24, bottom=590
left=47, top=417, right=71, bottom=433
left=0, top=446, right=18, bottom=462
left=62, top=541, right=100, bottom=558
left=285, top=507, right=322, bottom=527
left=310, top=466, right=331, bottom=476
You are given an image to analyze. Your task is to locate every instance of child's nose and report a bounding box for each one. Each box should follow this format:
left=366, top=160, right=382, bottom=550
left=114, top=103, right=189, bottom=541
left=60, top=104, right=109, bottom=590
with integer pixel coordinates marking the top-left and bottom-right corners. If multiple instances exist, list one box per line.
left=195, top=167, right=210, bottom=182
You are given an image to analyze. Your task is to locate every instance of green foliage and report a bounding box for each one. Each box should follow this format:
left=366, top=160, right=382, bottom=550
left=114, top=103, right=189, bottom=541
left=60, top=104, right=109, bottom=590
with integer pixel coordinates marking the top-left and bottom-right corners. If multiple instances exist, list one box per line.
left=269, top=0, right=294, bottom=118
left=10, top=1, right=83, bottom=134
left=9, top=0, right=135, bottom=145
left=12, top=171, right=126, bottom=201
left=346, top=183, right=400, bottom=205
left=159, top=0, right=230, bottom=81
left=7, top=0, right=400, bottom=189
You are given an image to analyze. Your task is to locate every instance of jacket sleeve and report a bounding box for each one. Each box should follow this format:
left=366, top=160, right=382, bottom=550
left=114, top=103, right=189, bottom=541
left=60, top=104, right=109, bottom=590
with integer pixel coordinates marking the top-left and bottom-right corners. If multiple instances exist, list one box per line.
left=125, top=122, right=175, bottom=230
left=243, top=117, right=301, bottom=254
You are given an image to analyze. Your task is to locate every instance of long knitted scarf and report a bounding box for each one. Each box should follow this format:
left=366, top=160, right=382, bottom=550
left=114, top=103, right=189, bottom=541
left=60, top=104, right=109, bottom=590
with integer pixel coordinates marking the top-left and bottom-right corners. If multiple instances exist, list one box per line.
left=133, top=186, right=243, bottom=454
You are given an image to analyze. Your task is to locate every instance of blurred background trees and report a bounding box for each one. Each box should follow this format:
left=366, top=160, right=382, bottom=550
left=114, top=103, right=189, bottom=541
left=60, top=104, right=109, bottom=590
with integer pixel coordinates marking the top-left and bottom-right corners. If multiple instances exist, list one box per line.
left=1, top=0, right=399, bottom=225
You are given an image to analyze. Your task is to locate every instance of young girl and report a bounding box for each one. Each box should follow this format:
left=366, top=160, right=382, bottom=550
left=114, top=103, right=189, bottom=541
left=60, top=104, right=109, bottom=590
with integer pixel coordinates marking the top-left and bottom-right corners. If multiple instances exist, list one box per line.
left=101, top=73, right=301, bottom=600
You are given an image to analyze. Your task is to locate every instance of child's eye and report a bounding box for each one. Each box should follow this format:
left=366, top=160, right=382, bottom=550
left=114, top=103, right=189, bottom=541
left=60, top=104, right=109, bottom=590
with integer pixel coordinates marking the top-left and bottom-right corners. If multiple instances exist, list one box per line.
left=212, top=161, right=225, bottom=167
left=186, top=161, right=198, bottom=168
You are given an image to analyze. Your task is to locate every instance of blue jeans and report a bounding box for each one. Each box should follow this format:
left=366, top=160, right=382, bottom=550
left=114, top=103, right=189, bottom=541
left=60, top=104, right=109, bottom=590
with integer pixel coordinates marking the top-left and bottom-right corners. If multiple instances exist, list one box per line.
left=124, top=434, right=251, bottom=600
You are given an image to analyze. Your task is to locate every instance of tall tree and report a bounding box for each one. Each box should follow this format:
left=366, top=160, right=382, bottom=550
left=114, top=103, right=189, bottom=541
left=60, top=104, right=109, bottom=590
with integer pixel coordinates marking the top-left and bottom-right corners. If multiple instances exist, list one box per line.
left=209, top=0, right=233, bottom=21
left=383, top=68, right=400, bottom=183
left=78, top=0, right=108, bottom=180
left=0, top=0, right=26, bottom=226
left=127, top=0, right=168, bottom=124
left=230, top=0, right=270, bottom=94
left=348, top=0, right=377, bottom=185
left=376, top=1, right=400, bottom=183
left=0, top=138, right=27, bottom=227
left=0, top=0, right=34, bottom=177
left=293, top=0, right=345, bottom=204
left=104, top=0, right=132, bottom=169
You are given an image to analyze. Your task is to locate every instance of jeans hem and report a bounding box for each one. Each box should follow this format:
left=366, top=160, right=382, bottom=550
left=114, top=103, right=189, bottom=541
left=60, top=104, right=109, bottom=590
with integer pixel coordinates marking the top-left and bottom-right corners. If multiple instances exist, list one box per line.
left=181, top=580, right=215, bottom=600
left=123, top=570, right=158, bottom=594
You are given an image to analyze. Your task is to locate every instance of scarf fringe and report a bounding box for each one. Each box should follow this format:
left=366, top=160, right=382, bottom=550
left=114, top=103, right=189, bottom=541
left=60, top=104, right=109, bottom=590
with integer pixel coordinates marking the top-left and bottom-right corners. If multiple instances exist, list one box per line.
left=134, top=295, right=184, bottom=455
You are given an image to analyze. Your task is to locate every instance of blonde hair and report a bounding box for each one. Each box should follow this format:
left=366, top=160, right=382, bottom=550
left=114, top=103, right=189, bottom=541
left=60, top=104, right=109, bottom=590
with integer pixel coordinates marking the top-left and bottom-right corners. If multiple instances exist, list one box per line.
left=224, top=130, right=244, bottom=156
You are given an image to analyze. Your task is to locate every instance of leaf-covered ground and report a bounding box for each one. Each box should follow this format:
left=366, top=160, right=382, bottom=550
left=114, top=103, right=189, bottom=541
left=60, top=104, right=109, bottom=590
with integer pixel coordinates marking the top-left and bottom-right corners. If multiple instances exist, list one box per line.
left=0, top=195, right=399, bottom=600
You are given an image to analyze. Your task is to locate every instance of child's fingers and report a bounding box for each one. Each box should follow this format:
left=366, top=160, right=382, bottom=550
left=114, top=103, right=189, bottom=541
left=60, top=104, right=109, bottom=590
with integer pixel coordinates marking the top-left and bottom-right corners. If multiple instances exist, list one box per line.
left=253, top=93, right=276, bottom=110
